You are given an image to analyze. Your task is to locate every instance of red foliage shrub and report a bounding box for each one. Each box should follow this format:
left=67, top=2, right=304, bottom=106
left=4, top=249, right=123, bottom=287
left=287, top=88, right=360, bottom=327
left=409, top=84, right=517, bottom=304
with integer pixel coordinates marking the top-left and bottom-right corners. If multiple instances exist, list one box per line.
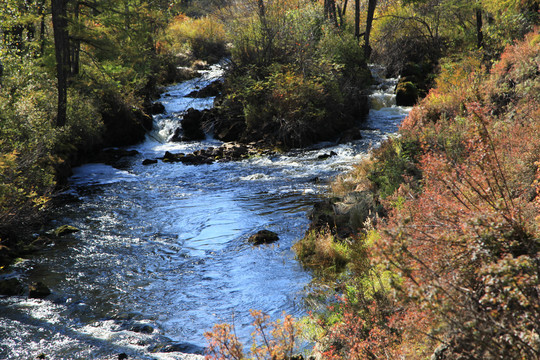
left=372, top=31, right=540, bottom=359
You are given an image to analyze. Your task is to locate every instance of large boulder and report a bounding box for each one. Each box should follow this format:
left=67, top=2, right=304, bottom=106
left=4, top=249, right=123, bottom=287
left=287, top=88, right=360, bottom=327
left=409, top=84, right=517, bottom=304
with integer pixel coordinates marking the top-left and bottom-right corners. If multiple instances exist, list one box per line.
left=338, top=127, right=363, bottom=144
left=93, top=148, right=140, bottom=165
left=308, top=190, right=378, bottom=239
left=180, top=108, right=206, bottom=141
left=395, top=77, right=419, bottom=106
left=146, top=101, right=165, bottom=115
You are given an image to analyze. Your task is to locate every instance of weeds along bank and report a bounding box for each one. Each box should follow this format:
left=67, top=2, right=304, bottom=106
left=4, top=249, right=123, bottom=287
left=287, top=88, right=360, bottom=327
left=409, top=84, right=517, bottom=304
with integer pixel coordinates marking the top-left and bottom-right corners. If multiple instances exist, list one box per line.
left=292, top=31, right=540, bottom=359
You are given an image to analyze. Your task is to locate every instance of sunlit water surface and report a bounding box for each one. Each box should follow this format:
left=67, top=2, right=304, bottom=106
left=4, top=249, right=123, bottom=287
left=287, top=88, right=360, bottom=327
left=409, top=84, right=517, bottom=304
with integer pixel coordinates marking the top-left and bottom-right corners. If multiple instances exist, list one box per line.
left=0, top=64, right=409, bottom=359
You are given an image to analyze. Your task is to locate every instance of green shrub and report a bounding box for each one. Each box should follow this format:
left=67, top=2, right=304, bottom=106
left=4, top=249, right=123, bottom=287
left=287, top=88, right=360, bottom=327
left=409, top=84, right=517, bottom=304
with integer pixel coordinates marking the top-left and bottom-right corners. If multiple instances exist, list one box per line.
left=367, top=137, right=421, bottom=199
left=164, top=14, right=228, bottom=62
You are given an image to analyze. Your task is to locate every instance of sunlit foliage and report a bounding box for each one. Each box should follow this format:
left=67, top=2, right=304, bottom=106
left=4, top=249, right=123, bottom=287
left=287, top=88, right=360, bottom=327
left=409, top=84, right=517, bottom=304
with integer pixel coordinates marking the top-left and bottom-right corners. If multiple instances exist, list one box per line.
left=205, top=310, right=302, bottom=359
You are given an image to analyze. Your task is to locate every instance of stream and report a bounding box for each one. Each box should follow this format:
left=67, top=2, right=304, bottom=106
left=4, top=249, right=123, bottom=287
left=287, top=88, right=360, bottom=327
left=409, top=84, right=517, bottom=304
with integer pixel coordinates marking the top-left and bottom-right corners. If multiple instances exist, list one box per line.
left=0, top=64, right=409, bottom=359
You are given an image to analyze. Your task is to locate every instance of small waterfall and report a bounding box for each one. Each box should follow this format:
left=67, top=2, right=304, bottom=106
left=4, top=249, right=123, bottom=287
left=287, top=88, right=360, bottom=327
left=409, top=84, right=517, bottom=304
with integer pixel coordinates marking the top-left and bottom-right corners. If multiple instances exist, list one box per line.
left=147, top=63, right=225, bottom=143
left=368, top=64, right=399, bottom=110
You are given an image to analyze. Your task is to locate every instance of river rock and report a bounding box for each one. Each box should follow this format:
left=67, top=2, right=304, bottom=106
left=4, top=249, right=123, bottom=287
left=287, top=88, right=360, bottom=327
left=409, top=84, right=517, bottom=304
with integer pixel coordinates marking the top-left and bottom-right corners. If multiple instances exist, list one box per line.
left=248, top=230, right=279, bottom=245
left=395, top=77, right=419, bottom=106
left=180, top=154, right=213, bottom=165
left=146, top=101, right=165, bottom=115
left=159, top=342, right=205, bottom=354
left=54, top=225, right=80, bottom=237
left=142, top=159, right=158, bottom=165
left=180, top=108, right=206, bottom=141
left=129, top=323, right=154, bottom=334
left=101, top=100, right=153, bottom=147
left=317, top=151, right=337, bottom=160
left=185, top=80, right=222, bottom=98
left=95, top=148, right=140, bottom=165
left=0, top=276, right=25, bottom=296
left=213, top=119, right=246, bottom=143
left=29, top=281, right=51, bottom=299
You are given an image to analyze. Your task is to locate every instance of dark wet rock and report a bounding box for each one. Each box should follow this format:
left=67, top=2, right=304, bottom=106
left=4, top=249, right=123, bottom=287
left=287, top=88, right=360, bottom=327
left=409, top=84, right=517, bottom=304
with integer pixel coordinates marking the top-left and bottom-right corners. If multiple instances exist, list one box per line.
left=180, top=108, right=206, bottom=141
left=29, top=282, right=51, bottom=299
left=142, top=159, right=158, bottom=165
left=181, top=154, right=213, bottom=165
left=94, top=148, right=140, bottom=165
left=186, top=80, right=222, bottom=98
left=28, top=235, right=53, bottom=248
left=170, top=127, right=183, bottom=142
left=54, top=225, right=80, bottom=237
left=161, top=142, right=264, bottom=166
left=118, top=353, right=128, bottom=360
left=317, top=151, right=337, bottom=160
left=146, top=101, right=165, bottom=115
left=338, top=127, right=363, bottom=143
left=212, top=119, right=246, bottom=143
left=150, top=341, right=205, bottom=354
left=248, top=230, right=279, bottom=245
left=162, top=151, right=184, bottom=162
left=129, top=323, right=154, bottom=334
left=113, top=311, right=142, bottom=321
left=0, top=276, right=25, bottom=296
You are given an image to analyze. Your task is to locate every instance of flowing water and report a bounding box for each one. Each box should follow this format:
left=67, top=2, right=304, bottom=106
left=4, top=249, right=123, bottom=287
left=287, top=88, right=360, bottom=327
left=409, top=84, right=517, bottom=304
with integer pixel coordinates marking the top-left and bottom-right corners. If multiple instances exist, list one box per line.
left=0, top=64, right=409, bottom=359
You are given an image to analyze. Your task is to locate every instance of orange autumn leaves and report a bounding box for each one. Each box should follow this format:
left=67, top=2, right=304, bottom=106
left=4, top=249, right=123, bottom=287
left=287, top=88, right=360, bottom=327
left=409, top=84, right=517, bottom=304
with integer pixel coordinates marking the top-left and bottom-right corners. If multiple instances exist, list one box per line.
left=372, top=30, right=540, bottom=358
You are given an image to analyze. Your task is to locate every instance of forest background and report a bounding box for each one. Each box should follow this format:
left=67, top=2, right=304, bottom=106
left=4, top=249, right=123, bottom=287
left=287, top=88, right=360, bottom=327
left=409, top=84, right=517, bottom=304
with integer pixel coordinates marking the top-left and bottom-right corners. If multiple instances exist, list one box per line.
left=0, top=0, right=538, bottom=358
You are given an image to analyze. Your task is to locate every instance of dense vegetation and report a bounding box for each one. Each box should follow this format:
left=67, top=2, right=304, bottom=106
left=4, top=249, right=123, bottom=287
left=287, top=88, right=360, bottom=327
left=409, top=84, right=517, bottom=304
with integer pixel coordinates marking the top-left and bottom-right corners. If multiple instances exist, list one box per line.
left=208, top=0, right=372, bottom=148
left=1, top=0, right=539, bottom=358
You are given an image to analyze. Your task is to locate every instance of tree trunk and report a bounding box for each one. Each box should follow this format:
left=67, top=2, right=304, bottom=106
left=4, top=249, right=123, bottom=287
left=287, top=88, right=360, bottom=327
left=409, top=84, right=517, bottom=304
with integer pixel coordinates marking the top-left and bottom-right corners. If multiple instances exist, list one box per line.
left=330, top=0, right=338, bottom=26
left=476, top=8, right=483, bottom=49
left=257, top=0, right=265, bottom=18
left=71, top=1, right=80, bottom=76
left=354, top=0, right=360, bottom=41
left=337, top=0, right=348, bottom=27
left=364, top=0, right=377, bottom=58
left=51, top=0, right=70, bottom=127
